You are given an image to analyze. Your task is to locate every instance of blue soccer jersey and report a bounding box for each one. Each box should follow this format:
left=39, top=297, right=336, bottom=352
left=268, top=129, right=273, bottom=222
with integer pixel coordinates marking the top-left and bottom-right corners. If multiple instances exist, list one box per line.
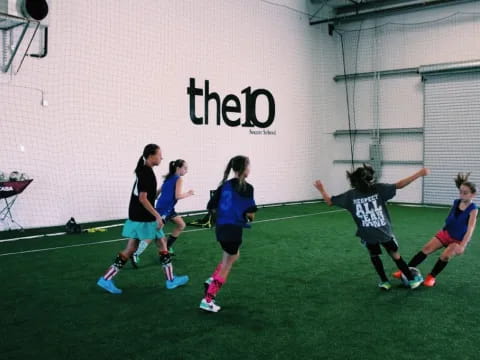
left=208, top=179, right=257, bottom=227
left=443, top=199, right=478, bottom=240
left=155, top=175, right=179, bottom=216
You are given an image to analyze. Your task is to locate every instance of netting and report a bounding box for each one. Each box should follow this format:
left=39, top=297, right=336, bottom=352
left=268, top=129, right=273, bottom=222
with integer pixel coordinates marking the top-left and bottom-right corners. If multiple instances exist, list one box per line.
left=330, top=6, right=480, bottom=204
left=0, top=1, right=326, bottom=230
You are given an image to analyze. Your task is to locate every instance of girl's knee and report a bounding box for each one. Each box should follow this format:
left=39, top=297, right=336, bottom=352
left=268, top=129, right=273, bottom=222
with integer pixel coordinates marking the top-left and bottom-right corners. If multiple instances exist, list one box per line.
left=440, top=254, right=451, bottom=261
left=173, top=218, right=186, bottom=231
left=440, top=249, right=455, bottom=261
left=422, top=245, right=438, bottom=255
left=456, top=246, right=465, bottom=256
left=389, top=251, right=400, bottom=260
left=449, top=243, right=464, bottom=257
left=230, top=252, right=240, bottom=263
left=177, top=223, right=186, bottom=231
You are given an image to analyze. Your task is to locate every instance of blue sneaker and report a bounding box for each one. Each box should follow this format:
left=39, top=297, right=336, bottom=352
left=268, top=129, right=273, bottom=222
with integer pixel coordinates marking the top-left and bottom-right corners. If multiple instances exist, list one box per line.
left=97, top=277, right=122, bottom=294
left=166, top=275, right=189, bottom=290
left=408, top=275, right=424, bottom=290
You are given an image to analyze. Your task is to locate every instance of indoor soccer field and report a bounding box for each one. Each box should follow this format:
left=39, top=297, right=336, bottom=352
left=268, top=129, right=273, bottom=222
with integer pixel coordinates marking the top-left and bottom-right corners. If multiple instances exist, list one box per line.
left=1, top=203, right=479, bottom=360
left=2, top=1, right=480, bottom=359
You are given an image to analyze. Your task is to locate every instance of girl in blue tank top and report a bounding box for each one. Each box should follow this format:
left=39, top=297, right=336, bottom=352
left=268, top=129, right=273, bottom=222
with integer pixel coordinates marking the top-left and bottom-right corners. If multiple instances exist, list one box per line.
left=199, top=155, right=257, bottom=313
left=395, top=173, right=478, bottom=287
left=131, top=159, right=194, bottom=267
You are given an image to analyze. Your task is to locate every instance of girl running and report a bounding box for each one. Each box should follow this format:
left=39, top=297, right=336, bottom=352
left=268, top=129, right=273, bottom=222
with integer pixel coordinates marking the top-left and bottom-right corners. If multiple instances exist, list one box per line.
left=96, top=144, right=189, bottom=294
left=131, top=159, right=194, bottom=266
left=200, top=155, right=257, bottom=312
left=393, top=173, right=477, bottom=287
left=314, top=164, right=428, bottom=290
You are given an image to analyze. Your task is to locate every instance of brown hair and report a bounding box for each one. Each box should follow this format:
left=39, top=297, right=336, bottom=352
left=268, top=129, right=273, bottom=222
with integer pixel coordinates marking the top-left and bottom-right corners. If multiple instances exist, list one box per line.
left=455, top=173, right=476, bottom=194
left=221, top=155, right=250, bottom=190
left=346, top=163, right=375, bottom=194
left=135, top=144, right=159, bottom=175
left=164, top=159, right=186, bottom=180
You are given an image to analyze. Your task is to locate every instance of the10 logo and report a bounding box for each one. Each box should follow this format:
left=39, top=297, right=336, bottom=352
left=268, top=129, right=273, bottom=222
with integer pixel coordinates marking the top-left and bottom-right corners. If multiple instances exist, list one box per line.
left=187, top=78, right=275, bottom=128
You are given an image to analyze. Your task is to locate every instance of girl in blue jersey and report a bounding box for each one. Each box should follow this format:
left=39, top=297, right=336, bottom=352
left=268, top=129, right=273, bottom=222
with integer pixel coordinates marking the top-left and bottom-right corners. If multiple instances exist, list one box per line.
left=131, top=159, right=194, bottom=266
left=96, top=145, right=189, bottom=294
left=394, top=173, right=477, bottom=287
left=200, top=155, right=257, bottom=312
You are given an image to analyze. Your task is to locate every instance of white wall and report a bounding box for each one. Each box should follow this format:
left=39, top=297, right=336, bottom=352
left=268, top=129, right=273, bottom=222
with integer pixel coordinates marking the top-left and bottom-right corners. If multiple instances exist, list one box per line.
left=0, top=0, right=336, bottom=229
left=324, top=1, right=480, bottom=202
left=6, top=0, right=477, bottom=229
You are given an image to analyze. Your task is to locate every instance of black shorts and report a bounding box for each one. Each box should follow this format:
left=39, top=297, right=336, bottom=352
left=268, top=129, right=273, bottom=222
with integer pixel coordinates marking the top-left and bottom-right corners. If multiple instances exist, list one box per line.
left=216, top=224, right=243, bottom=255
left=161, top=211, right=178, bottom=222
left=364, top=238, right=399, bottom=256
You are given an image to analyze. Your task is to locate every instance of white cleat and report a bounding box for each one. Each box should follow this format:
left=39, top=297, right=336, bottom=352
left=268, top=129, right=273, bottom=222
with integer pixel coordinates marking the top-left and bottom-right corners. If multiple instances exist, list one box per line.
left=199, top=298, right=221, bottom=313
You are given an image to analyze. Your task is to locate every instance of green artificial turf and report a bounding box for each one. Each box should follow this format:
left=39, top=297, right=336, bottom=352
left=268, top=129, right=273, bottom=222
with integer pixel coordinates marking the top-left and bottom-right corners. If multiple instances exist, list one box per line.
left=1, top=203, right=478, bottom=360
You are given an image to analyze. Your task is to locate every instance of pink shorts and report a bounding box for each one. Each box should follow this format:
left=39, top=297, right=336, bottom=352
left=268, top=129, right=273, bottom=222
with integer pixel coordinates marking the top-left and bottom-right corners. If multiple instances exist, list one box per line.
left=435, top=229, right=461, bottom=247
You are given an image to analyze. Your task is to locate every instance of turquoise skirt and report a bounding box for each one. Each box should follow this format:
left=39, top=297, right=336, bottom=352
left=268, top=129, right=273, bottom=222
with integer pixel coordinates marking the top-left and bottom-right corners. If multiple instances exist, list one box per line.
left=122, top=220, right=165, bottom=240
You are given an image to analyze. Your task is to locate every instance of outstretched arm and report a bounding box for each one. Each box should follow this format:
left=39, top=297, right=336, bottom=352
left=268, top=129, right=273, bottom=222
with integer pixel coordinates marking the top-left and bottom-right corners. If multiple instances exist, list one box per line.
left=175, top=177, right=194, bottom=200
left=313, top=180, right=333, bottom=206
left=396, top=168, right=430, bottom=189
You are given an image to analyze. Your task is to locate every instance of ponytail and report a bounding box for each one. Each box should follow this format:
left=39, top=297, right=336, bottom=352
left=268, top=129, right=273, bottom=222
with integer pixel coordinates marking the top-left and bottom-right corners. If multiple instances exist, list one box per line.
left=455, top=172, right=477, bottom=193
left=164, top=159, right=185, bottom=180
left=220, top=159, right=233, bottom=186
left=134, top=156, right=146, bottom=175
left=220, top=155, right=249, bottom=190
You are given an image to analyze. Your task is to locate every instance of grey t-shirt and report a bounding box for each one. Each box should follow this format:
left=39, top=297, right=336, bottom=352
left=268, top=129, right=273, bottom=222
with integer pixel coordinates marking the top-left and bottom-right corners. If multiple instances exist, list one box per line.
left=331, top=183, right=397, bottom=244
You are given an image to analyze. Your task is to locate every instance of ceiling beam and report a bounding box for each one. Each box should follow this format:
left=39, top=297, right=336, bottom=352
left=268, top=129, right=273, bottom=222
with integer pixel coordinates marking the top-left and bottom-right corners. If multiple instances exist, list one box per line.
left=310, top=0, right=477, bottom=25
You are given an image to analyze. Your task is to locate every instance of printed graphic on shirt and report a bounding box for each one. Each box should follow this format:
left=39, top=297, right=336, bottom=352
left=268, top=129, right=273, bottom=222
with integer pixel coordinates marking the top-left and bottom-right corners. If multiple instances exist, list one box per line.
left=354, top=194, right=386, bottom=228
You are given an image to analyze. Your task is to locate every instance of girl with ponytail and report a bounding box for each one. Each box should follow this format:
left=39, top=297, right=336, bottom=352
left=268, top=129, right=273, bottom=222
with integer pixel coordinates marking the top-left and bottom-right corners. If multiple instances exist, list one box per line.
left=393, top=173, right=477, bottom=287
left=96, top=144, right=189, bottom=294
left=314, top=164, right=429, bottom=291
left=200, top=156, right=257, bottom=313
left=131, top=159, right=194, bottom=265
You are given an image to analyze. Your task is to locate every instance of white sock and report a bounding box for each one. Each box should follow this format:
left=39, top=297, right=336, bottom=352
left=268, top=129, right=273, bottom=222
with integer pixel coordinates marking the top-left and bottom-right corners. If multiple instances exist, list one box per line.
left=103, top=265, right=119, bottom=280
left=163, top=263, right=174, bottom=281
left=134, top=240, right=150, bottom=256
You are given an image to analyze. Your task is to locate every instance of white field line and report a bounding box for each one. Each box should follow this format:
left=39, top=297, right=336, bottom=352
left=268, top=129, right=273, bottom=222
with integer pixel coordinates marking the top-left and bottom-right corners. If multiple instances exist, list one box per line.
left=0, top=209, right=344, bottom=257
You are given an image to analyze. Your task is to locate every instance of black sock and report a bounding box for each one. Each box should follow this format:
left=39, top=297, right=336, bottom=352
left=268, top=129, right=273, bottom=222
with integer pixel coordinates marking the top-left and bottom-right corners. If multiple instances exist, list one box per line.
left=167, top=235, right=177, bottom=248
left=408, top=251, right=427, bottom=267
left=113, top=253, right=128, bottom=269
left=370, top=256, right=388, bottom=282
left=430, top=259, right=448, bottom=277
left=394, top=257, right=413, bottom=281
